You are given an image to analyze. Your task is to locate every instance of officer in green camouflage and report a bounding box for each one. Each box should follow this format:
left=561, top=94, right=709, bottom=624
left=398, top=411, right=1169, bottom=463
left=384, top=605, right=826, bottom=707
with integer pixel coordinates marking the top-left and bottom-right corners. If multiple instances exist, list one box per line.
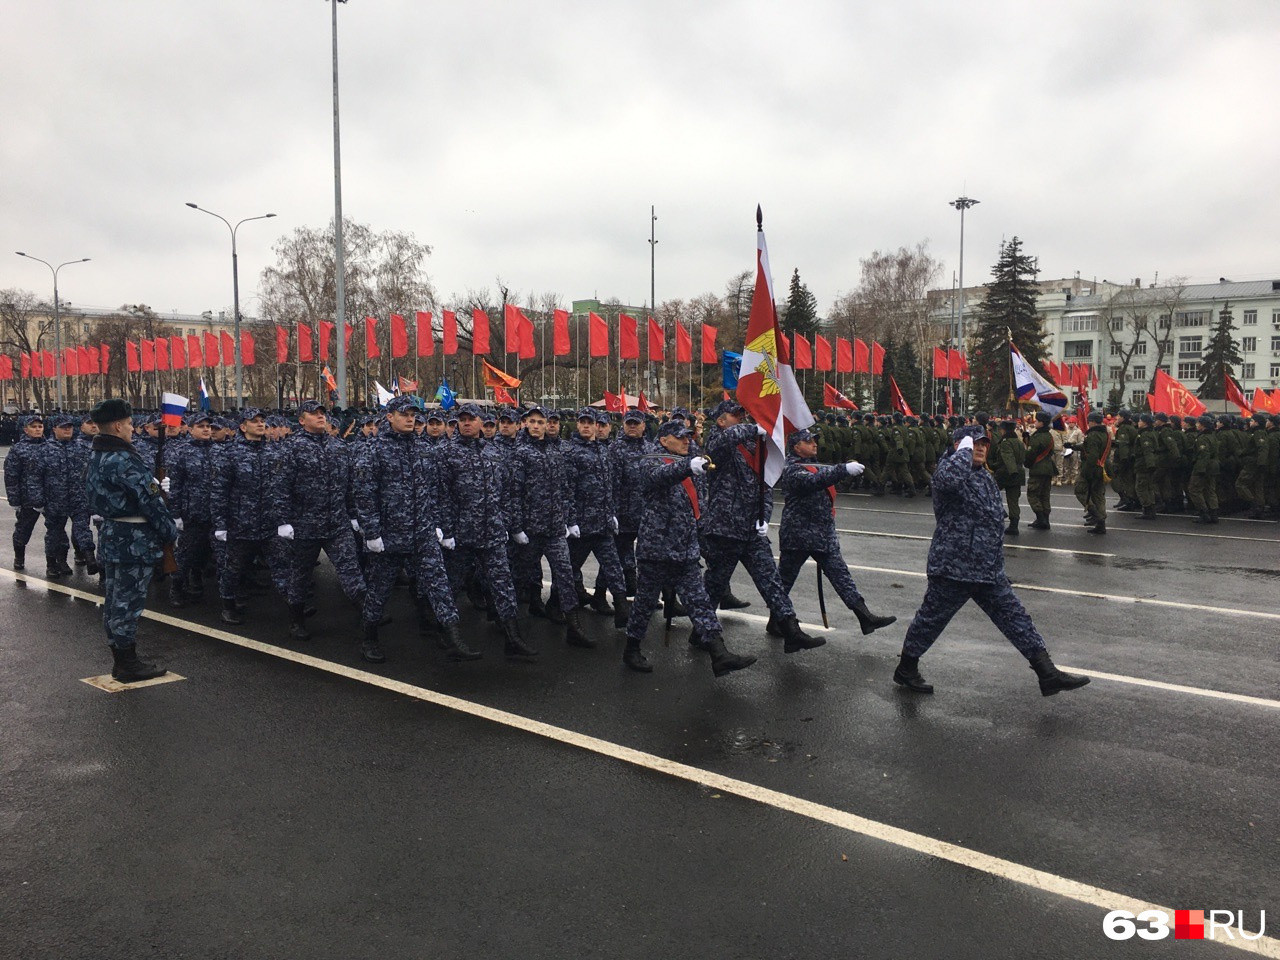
left=992, top=418, right=1026, bottom=535
left=1073, top=410, right=1110, bottom=534
left=1188, top=414, right=1220, bottom=524
left=1133, top=413, right=1160, bottom=520
left=1110, top=409, right=1138, bottom=510
left=1024, top=411, right=1056, bottom=529
left=1237, top=413, right=1269, bottom=518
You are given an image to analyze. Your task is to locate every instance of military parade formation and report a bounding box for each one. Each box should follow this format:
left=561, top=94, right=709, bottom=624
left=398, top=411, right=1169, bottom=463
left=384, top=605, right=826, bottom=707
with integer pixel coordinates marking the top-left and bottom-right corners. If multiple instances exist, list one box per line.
left=5, top=396, right=1277, bottom=694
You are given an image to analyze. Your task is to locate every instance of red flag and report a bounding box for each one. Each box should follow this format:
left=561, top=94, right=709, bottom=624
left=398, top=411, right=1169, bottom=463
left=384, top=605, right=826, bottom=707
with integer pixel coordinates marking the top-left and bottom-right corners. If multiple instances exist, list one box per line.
left=1091, top=365, right=1099, bottom=390
left=156, top=337, right=171, bottom=371
left=141, top=340, right=155, bottom=372
left=415, top=312, right=433, bottom=357
left=171, top=337, right=186, bottom=371
left=389, top=314, right=408, bottom=358
left=503, top=304, right=522, bottom=354
left=675, top=322, right=691, bottom=364
left=888, top=375, right=914, bottom=416
left=0, top=356, right=10, bottom=381
left=100, top=344, right=110, bottom=375
left=553, top=309, right=571, bottom=356
left=1224, top=374, right=1252, bottom=415
left=397, top=375, right=418, bottom=394
left=481, top=358, right=522, bottom=389
left=202, top=332, right=218, bottom=367
left=32, top=351, right=43, bottom=378
left=854, top=338, right=869, bottom=374
left=297, top=324, right=314, bottom=363
left=780, top=333, right=790, bottom=356
left=64, top=348, right=78, bottom=376
left=1151, top=369, right=1205, bottom=417
left=493, top=384, right=516, bottom=405
left=220, top=331, right=235, bottom=367
left=948, top=350, right=964, bottom=381
left=957, top=351, right=970, bottom=380
left=276, top=326, right=290, bottom=364
left=603, top=390, right=625, bottom=413
left=647, top=317, right=664, bottom=361
left=1252, top=387, right=1280, bottom=414
left=126, top=342, right=140, bottom=373
left=701, top=324, right=718, bottom=364
left=78, top=346, right=92, bottom=375
left=637, top=391, right=652, bottom=413
left=21, top=353, right=30, bottom=378
left=793, top=334, right=812, bottom=370
left=589, top=312, right=609, bottom=357
left=619, top=313, right=639, bottom=360
left=318, top=321, right=334, bottom=359
left=871, top=341, right=885, bottom=375
left=814, top=335, right=833, bottom=371
left=824, top=382, right=858, bottom=410
left=344, top=322, right=354, bottom=355
left=932, top=347, right=948, bottom=380
left=442, top=311, right=458, bottom=355
left=518, top=310, right=535, bottom=360
left=835, top=337, right=853, bottom=374
left=364, top=317, right=381, bottom=358
left=240, top=331, right=255, bottom=366
left=186, top=334, right=202, bottom=368
left=471, top=309, right=490, bottom=355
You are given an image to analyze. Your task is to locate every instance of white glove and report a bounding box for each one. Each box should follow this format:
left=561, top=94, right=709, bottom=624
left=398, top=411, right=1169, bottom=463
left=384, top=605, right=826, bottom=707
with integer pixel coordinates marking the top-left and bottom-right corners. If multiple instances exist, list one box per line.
left=844, top=460, right=865, bottom=477
left=174, top=518, right=184, bottom=532
left=90, top=514, right=103, bottom=524
left=754, top=424, right=768, bottom=437
left=441, top=537, right=456, bottom=550
left=1063, top=448, right=1074, bottom=457
left=351, top=519, right=360, bottom=532
left=156, top=477, right=170, bottom=494
left=364, top=536, right=385, bottom=553
left=277, top=524, right=295, bottom=540
left=512, top=531, right=530, bottom=545
left=435, top=527, right=444, bottom=543
left=566, top=524, right=581, bottom=539
left=690, top=456, right=708, bottom=475
left=214, top=530, right=228, bottom=542
left=608, top=516, right=619, bottom=533
left=754, top=519, right=769, bottom=537
left=957, top=436, right=975, bottom=453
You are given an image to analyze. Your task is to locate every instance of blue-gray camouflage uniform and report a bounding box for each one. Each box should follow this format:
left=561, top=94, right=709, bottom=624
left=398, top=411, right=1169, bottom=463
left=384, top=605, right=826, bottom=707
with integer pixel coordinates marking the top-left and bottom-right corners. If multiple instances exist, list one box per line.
left=508, top=431, right=578, bottom=611
left=85, top=434, right=178, bottom=650
left=5, top=424, right=48, bottom=557
left=777, top=453, right=868, bottom=608
left=592, top=428, right=651, bottom=596
left=562, top=431, right=626, bottom=601
left=68, top=430, right=98, bottom=563
left=212, top=437, right=290, bottom=603
left=37, top=431, right=82, bottom=564
left=168, top=432, right=220, bottom=591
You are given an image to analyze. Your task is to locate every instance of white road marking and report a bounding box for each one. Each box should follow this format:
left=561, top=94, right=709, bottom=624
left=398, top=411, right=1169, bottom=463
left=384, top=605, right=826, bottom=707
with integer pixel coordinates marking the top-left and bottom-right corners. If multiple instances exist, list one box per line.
left=81, top=672, right=186, bottom=693
left=2, top=568, right=1274, bottom=955
left=809, top=524, right=1116, bottom=558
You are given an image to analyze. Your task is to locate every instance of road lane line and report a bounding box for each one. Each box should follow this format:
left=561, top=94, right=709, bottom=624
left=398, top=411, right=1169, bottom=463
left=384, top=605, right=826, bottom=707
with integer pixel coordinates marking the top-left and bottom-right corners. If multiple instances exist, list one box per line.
left=2, top=568, right=1274, bottom=955
left=812, top=524, right=1115, bottom=558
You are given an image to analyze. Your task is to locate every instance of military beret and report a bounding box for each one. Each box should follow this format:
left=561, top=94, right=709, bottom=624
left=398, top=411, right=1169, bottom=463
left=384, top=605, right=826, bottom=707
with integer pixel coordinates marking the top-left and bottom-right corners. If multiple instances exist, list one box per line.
left=89, top=399, right=132, bottom=425
left=299, top=399, right=327, bottom=414
left=657, top=420, right=692, bottom=439
left=1087, top=411, right=1104, bottom=423
left=709, top=399, right=744, bottom=420
left=238, top=407, right=264, bottom=423
left=953, top=424, right=989, bottom=445
left=455, top=402, right=482, bottom=418
left=787, top=428, right=816, bottom=447
left=622, top=409, right=644, bottom=423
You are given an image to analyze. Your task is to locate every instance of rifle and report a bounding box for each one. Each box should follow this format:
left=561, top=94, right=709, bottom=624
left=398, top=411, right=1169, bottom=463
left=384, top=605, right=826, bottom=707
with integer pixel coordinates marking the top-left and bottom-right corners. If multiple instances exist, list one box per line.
left=154, top=426, right=178, bottom=576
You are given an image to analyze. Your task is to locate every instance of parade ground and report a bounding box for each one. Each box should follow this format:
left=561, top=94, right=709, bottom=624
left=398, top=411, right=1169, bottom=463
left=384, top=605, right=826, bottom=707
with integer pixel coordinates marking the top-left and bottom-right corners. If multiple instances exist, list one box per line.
left=2, top=486, right=1277, bottom=960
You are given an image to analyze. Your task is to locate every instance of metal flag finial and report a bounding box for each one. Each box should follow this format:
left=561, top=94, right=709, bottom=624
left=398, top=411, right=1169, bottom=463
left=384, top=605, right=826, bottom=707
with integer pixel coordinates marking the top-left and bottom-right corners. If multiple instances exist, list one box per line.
left=756, top=205, right=763, bottom=231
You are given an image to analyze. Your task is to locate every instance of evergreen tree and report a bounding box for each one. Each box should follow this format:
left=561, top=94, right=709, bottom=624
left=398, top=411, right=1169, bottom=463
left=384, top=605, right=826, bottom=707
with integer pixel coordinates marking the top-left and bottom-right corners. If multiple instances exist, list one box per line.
left=874, top=338, right=897, bottom=412
left=1197, top=303, right=1243, bottom=399
left=970, top=237, right=1047, bottom=412
left=895, top=341, right=925, bottom=414
left=783, top=268, right=819, bottom=336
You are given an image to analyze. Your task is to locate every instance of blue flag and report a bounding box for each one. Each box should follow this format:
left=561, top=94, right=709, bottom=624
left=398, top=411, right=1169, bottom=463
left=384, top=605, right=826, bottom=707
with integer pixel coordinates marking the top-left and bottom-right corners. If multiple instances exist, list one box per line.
left=436, top=380, right=456, bottom=411
left=722, top=351, right=742, bottom=390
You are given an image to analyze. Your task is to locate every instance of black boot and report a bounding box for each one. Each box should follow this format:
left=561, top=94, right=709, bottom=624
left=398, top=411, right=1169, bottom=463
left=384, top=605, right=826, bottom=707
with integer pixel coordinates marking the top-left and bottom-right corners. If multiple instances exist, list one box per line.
left=622, top=637, right=652, bottom=673
left=11, top=543, right=24, bottom=571
left=185, top=569, right=204, bottom=599
left=1138, top=505, right=1157, bottom=520
left=1027, top=649, right=1090, bottom=697
left=85, top=556, right=101, bottom=576
left=565, top=609, right=596, bottom=649
left=1209, top=509, right=1220, bottom=524
left=46, top=556, right=67, bottom=579
left=892, top=653, right=933, bottom=693
left=623, top=567, right=637, bottom=599
left=588, top=589, right=614, bottom=616
left=73, top=548, right=87, bottom=566
left=220, top=598, right=244, bottom=625
left=663, top=589, right=687, bottom=619
left=1192, top=510, right=1211, bottom=524
left=414, top=597, right=440, bottom=636
left=527, top=590, right=549, bottom=618
left=289, top=603, right=313, bottom=642
left=719, top=590, right=750, bottom=610
left=466, top=577, right=487, bottom=610
left=501, top=618, right=539, bottom=660
left=110, top=645, right=167, bottom=683
left=700, top=633, right=757, bottom=677
left=612, top=596, right=632, bottom=630
left=851, top=599, right=897, bottom=635
left=438, top=622, right=482, bottom=662
left=1029, top=513, right=1050, bottom=530
left=1005, top=520, right=1019, bottom=536
left=168, top=578, right=187, bottom=608
left=1086, top=519, right=1106, bottom=535
left=777, top=615, right=825, bottom=653
left=765, top=614, right=782, bottom=637
left=359, top=622, right=386, bottom=663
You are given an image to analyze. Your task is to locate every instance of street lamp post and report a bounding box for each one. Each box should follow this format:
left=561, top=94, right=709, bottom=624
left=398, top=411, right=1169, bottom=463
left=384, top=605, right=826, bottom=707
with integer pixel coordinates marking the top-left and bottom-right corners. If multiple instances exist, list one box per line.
left=331, top=0, right=349, bottom=409
left=185, top=204, right=276, bottom=406
left=15, top=252, right=90, bottom=410
left=949, top=195, right=978, bottom=410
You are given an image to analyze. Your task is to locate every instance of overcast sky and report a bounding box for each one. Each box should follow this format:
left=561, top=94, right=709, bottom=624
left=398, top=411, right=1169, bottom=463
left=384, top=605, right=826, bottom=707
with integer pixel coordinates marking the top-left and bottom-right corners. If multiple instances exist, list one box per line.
left=3, top=0, right=1277, bottom=321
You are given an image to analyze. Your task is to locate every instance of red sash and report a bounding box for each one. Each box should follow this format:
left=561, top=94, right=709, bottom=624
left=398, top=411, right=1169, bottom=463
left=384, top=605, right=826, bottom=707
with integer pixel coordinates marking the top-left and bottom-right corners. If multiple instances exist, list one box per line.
left=737, top=443, right=763, bottom=476
left=802, top=464, right=837, bottom=516
left=663, top=457, right=700, bottom=519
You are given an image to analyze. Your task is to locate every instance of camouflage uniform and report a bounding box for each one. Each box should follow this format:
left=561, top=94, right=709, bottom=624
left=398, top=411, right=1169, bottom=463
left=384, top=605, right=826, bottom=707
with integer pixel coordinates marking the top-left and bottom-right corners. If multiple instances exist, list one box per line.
left=1073, top=419, right=1110, bottom=529
left=4, top=421, right=48, bottom=563
left=508, top=431, right=578, bottom=612
left=68, top=427, right=99, bottom=565
left=168, top=429, right=220, bottom=595
left=1024, top=420, right=1057, bottom=526
left=37, top=427, right=82, bottom=568
left=992, top=424, right=1026, bottom=529
left=562, top=429, right=627, bottom=603
left=212, top=436, right=290, bottom=605
left=1187, top=417, right=1220, bottom=522
left=777, top=453, right=871, bottom=610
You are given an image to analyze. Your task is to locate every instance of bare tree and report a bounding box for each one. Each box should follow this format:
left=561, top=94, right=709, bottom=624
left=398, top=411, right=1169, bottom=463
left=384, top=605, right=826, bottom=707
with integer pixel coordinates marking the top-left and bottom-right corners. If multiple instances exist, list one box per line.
left=0, top=288, right=54, bottom=409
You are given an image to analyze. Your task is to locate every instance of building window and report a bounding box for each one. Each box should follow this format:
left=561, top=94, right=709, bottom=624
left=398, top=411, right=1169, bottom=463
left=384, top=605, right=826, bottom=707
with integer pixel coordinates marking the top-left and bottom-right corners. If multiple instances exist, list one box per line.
left=1063, top=340, right=1093, bottom=359
left=1109, top=341, right=1122, bottom=356
left=1271, top=336, right=1280, bottom=352
left=1061, top=315, right=1099, bottom=332
left=1131, top=365, right=1147, bottom=381
left=1178, top=336, right=1203, bottom=357
left=1242, top=336, right=1257, bottom=352
left=1131, top=390, right=1147, bottom=408
left=1109, top=317, right=1124, bottom=331
left=1158, top=365, right=1171, bottom=376
left=1242, top=363, right=1255, bottom=379
left=1176, top=310, right=1208, bottom=327
left=1157, top=314, right=1171, bottom=329
left=1178, top=362, right=1202, bottom=380
left=1244, top=310, right=1257, bottom=325
left=1273, top=310, right=1280, bottom=326
left=1272, top=364, right=1280, bottom=379
left=1108, top=366, right=1123, bottom=380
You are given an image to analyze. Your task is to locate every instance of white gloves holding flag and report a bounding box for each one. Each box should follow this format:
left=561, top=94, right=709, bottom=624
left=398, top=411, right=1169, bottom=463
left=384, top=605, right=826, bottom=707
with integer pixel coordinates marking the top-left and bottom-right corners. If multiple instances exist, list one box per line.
left=440, top=536, right=455, bottom=550
left=365, top=537, right=385, bottom=553
left=277, top=524, right=295, bottom=540
left=754, top=424, right=768, bottom=437
left=957, top=436, right=975, bottom=454
left=566, top=525, right=581, bottom=539
left=351, top=519, right=360, bottom=532
left=512, top=531, right=530, bottom=545
left=155, top=477, right=170, bottom=494
left=754, top=520, right=769, bottom=537
left=690, top=457, right=709, bottom=476
left=844, top=461, right=865, bottom=476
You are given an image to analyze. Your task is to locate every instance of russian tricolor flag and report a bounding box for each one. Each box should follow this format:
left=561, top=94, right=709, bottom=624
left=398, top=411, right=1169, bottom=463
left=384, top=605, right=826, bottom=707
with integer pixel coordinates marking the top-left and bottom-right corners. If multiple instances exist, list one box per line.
left=198, top=378, right=211, bottom=410
left=161, top=392, right=189, bottom=427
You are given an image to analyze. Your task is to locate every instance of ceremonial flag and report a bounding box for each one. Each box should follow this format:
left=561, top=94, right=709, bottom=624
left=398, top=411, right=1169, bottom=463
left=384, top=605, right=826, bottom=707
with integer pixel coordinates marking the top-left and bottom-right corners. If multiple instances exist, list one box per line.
left=1010, top=340, right=1068, bottom=415
left=932, top=347, right=948, bottom=379
left=220, top=331, right=234, bottom=367
left=1252, top=387, right=1280, bottom=414
left=1149, top=369, right=1205, bottom=417
left=793, top=333, right=812, bottom=370
left=101, top=344, right=110, bottom=375
left=675, top=322, right=692, bottom=363
left=78, top=346, right=92, bottom=375
left=415, top=312, right=433, bottom=357
left=735, top=207, right=814, bottom=488
left=318, top=322, right=333, bottom=359
left=481, top=358, right=522, bottom=389
left=171, top=337, right=186, bottom=370
left=493, top=384, right=516, bottom=405
left=554, top=310, right=571, bottom=356
left=516, top=308, right=535, bottom=360
left=722, top=351, right=742, bottom=390
left=603, top=390, right=625, bottom=413
left=322, top=365, right=338, bottom=394
left=161, top=392, right=189, bottom=427
left=503, top=304, right=523, bottom=354
left=836, top=337, right=853, bottom=374
left=398, top=375, right=418, bottom=395
left=127, top=342, right=140, bottom=373
left=871, top=341, right=885, bottom=375
left=344, top=322, right=354, bottom=354
left=85, top=346, right=98, bottom=375
left=637, top=391, right=652, bottom=413
left=276, top=326, right=290, bottom=364
left=1091, top=365, right=1099, bottom=390
left=471, top=309, right=490, bottom=355
left=853, top=338, right=869, bottom=374
left=64, top=348, right=78, bottom=377
left=1224, top=373, right=1252, bottom=416
left=155, top=337, right=169, bottom=371
left=589, top=312, right=609, bottom=357
left=442, top=311, right=458, bottom=355
left=701, top=324, right=718, bottom=364
left=951, top=350, right=969, bottom=381
left=365, top=317, right=381, bottom=358
left=374, top=380, right=394, bottom=407
left=240, top=331, right=255, bottom=366
left=390, top=314, right=409, bottom=358
left=139, top=340, right=154, bottom=372
left=43, top=350, right=55, bottom=377
left=619, top=314, right=639, bottom=360
left=0, top=356, right=12, bottom=381
left=298, top=324, right=314, bottom=363
left=21, top=353, right=30, bottom=378
left=888, top=375, right=914, bottom=417
left=647, top=317, right=664, bottom=361
left=204, top=331, right=219, bottom=367
left=198, top=377, right=211, bottom=410
left=436, top=380, right=457, bottom=411
left=824, top=382, right=858, bottom=410
left=814, top=335, right=832, bottom=372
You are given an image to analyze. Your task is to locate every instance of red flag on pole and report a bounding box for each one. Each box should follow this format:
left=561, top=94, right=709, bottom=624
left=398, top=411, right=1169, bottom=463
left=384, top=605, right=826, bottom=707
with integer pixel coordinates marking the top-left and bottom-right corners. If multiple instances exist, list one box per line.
left=141, top=340, right=155, bottom=372
left=318, top=322, right=334, bottom=359
left=155, top=338, right=170, bottom=371
left=221, top=331, right=235, bottom=367
left=793, top=334, right=812, bottom=370
left=933, top=347, right=948, bottom=379
left=814, top=335, right=832, bottom=372
left=888, top=375, right=915, bottom=416
left=603, top=390, right=625, bottom=413
left=21, top=353, right=30, bottom=378
left=127, top=342, right=140, bottom=373
left=240, top=331, right=255, bottom=366
left=171, top=337, right=186, bottom=370
left=958, top=351, right=970, bottom=380
left=471, top=309, right=490, bottom=355
left=854, top=339, right=869, bottom=374
left=482, top=359, right=522, bottom=389
left=276, top=326, right=290, bottom=364
left=675, top=322, right=692, bottom=363
left=1150, top=369, right=1206, bottom=416
left=503, top=304, right=522, bottom=354
left=701, top=324, right=718, bottom=364
left=100, top=344, right=110, bottom=375
left=32, top=351, right=43, bottom=378
left=64, top=348, right=78, bottom=376
left=835, top=337, right=853, bottom=374
left=553, top=310, right=571, bottom=356
left=1224, top=373, right=1252, bottom=415
left=81, top=346, right=94, bottom=375
left=871, top=342, right=885, bottom=375
left=493, top=384, right=516, bottom=405
left=823, top=382, right=858, bottom=410
left=647, top=317, right=664, bottom=361
left=297, top=325, right=314, bottom=363
left=415, top=312, right=433, bottom=357
left=203, top=332, right=219, bottom=367
left=364, top=317, right=381, bottom=358
left=187, top=334, right=203, bottom=367
left=442, top=311, right=458, bottom=355
left=390, top=314, right=409, bottom=358
left=589, top=312, right=609, bottom=357
left=948, top=350, right=964, bottom=380
left=619, top=313, right=639, bottom=360
left=517, top=309, right=535, bottom=360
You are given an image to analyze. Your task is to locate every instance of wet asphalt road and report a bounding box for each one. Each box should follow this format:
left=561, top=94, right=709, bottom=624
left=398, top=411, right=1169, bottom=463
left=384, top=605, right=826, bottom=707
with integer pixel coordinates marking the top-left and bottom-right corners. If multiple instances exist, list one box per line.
left=2, top=472, right=1277, bottom=960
